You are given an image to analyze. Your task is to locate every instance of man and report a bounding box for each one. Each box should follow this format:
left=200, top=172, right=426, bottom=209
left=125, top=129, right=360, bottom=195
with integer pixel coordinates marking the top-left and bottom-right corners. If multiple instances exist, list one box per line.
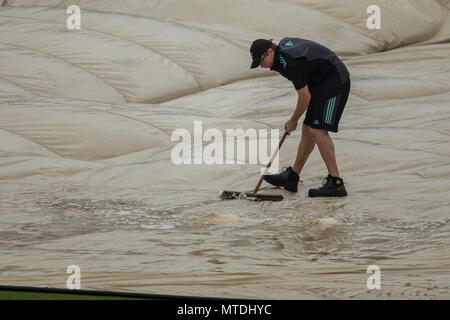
left=250, top=38, right=350, bottom=197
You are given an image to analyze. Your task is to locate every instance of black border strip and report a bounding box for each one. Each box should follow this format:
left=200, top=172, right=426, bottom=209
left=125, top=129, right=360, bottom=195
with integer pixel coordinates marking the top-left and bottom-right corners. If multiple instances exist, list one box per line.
left=0, top=284, right=235, bottom=300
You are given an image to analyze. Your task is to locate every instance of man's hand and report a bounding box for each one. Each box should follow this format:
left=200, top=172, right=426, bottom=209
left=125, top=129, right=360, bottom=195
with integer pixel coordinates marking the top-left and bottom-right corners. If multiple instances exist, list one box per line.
left=285, top=118, right=298, bottom=135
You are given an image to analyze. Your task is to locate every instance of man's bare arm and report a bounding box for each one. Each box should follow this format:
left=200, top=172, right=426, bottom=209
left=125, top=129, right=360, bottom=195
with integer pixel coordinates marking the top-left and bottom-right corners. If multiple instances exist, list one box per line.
left=285, top=85, right=311, bottom=134
left=292, top=85, right=311, bottom=120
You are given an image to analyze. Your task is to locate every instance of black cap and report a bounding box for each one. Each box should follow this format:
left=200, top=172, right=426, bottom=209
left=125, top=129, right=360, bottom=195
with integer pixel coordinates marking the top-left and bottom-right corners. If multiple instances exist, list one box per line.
left=250, top=39, right=273, bottom=69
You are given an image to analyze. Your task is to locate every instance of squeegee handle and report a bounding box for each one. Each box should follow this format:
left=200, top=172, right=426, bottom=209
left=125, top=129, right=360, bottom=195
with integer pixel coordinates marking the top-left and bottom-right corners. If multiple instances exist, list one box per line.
left=253, top=130, right=288, bottom=194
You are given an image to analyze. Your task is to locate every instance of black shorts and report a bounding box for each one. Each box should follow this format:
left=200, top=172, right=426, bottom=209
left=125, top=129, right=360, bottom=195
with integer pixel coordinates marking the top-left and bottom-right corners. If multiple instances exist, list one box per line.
left=304, top=79, right=350, bottom=133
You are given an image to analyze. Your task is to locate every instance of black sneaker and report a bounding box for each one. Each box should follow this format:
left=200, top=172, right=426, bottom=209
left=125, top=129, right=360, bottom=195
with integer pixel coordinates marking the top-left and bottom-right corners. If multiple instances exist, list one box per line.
left=308, top=175, right=348, bottom=197
left=264, top=167, right=299, bottom=192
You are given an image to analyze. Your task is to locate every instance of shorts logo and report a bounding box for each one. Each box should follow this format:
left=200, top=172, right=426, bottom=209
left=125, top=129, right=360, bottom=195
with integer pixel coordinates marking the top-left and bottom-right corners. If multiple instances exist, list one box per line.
left=284, top=40, right=293, bottom=46
left=325, top=96, right=336, bottom=125
left=313, top=120, right=320, bottom=125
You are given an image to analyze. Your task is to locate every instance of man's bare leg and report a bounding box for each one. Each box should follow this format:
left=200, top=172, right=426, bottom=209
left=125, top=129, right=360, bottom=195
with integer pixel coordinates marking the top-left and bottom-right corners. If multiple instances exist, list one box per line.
left=292, top=124, right=316, bottom=176
left=310, top=129, right=340, bottom=177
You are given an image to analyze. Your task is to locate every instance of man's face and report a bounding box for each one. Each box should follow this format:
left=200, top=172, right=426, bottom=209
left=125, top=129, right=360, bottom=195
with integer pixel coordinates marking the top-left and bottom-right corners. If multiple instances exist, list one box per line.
left=260, top=48, right=275, bottom=68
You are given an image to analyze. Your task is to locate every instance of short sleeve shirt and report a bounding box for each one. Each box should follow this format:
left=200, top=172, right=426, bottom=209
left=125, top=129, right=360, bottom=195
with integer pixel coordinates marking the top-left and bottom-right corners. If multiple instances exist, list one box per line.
left=271, top=47, right=308, bottom=90
left=270, top=38, right=349, bottom=92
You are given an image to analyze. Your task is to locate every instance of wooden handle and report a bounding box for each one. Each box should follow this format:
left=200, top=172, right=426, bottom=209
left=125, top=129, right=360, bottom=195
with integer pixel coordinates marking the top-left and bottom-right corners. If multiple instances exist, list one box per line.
left=253, top=130, right=288, bottom=194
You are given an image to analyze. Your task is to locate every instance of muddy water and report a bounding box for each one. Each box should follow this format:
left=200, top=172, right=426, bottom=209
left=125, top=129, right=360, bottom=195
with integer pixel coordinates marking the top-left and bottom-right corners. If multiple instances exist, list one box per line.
left=1, top=180, right=448, bottom=299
